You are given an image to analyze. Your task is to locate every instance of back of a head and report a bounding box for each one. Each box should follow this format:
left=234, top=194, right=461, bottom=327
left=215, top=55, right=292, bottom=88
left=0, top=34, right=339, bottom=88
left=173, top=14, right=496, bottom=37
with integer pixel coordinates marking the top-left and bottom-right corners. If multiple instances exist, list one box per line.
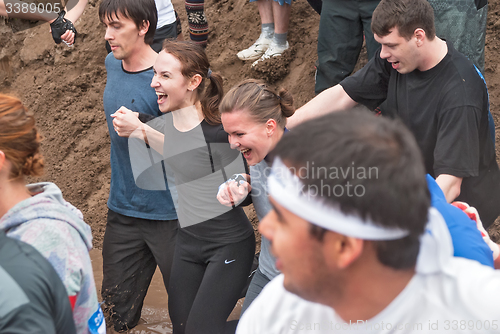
left=371, top=0, right=435, bottom=40
left=0, top=94, right=44, bottom=180
left=272, top=110, right=430, bottom=268
left=99, top=0, right=158, bottom=45
left=219, top=79, right=295, bottom=129
left=162, top=40, right=224, bottom=125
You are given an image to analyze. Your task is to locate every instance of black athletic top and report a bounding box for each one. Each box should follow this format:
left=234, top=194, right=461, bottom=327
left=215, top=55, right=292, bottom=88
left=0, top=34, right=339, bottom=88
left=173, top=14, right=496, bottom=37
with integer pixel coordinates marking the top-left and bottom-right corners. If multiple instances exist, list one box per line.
left=0, top=231, right=76, bottom=334
left=341, top=41, right=500, bottom=227
left=151, top=113, right=254, bottom=243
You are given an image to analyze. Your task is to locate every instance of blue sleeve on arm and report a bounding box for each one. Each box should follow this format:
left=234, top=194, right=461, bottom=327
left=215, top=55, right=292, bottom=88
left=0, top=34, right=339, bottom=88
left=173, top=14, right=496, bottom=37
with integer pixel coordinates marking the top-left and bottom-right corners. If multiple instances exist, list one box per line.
left=427, top=174, right=494, bottom=268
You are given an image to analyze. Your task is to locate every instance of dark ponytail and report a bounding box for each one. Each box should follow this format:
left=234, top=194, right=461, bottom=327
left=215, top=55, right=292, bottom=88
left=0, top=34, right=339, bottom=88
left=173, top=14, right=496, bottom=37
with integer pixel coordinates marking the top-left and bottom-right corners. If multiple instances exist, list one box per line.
left=201, top=70, right=224, bottom=125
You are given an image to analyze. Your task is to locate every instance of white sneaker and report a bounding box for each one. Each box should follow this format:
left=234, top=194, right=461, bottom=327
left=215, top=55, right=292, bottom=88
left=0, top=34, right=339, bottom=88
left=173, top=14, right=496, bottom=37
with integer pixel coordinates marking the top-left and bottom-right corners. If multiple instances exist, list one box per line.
left=252, top=41, right=289, bottom=67
left=237, top=36, right=273, bottom=61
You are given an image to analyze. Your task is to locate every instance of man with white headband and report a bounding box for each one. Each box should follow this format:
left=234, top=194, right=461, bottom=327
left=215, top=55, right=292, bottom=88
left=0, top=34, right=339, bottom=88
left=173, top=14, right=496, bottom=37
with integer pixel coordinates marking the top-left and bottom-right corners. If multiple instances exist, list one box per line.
left=236, top=111, right=500, bottom=334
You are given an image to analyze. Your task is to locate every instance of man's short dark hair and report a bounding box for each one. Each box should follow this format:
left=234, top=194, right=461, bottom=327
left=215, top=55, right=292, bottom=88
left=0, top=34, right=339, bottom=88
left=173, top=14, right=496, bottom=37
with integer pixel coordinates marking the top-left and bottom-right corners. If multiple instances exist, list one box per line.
left=371, top=0, right=435, bottom=40
left=272, top=110, right=430, bottom=269
left=99, top=0, right=158, bottom=45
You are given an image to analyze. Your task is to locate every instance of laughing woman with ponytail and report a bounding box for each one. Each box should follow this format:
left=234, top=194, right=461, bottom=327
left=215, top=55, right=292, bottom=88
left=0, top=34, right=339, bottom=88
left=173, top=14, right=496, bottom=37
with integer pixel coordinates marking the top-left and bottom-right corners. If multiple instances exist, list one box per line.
left=217, top=79, right=295, bottom=314
left=112, top=40, right=255, bottom=334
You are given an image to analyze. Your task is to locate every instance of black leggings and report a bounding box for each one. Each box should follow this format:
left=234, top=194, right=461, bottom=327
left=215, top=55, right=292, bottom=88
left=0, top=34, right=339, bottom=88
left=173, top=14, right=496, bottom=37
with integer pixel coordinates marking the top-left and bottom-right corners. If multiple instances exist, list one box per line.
left=168, top=230, right=255, bottom=334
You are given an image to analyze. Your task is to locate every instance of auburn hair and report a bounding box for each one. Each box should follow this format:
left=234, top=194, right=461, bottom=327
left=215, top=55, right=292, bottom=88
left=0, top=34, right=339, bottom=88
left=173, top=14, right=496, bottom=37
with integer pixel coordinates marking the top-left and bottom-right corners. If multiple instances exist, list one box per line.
left=0, top=94, right=44, bottom=179
left=162, top=40, right=224, bottom=125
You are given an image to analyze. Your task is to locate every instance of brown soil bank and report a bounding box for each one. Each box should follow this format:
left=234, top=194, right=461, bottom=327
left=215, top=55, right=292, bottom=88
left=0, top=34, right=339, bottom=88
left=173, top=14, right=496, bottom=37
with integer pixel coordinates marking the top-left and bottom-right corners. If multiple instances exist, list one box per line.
left=1, top=0, right=500, bottom=249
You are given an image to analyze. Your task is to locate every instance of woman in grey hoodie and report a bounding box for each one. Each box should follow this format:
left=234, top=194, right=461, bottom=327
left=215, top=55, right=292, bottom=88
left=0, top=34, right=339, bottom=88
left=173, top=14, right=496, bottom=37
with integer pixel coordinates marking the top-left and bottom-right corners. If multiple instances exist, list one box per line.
left=0, top=94, right=104, bottom=334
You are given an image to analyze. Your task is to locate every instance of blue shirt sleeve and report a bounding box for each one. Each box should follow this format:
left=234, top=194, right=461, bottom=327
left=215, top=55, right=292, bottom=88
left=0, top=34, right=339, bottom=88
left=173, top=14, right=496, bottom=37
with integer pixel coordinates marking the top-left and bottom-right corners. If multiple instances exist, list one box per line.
left=427, top=174, right=494, bottom=268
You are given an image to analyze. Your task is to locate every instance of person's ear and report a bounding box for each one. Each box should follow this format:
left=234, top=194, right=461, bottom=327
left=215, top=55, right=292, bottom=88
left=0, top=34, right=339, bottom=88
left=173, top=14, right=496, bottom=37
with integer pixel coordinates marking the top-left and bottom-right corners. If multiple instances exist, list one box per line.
left=414, top=28, right=425, bottom=47
left=323, top=233, right=364, bottom=269
left=188, top=74, right=203, bottom=92
left=139, top=20, right=150, bottom=37
left=337, top=237, right=364, bottom=268
left=265, top=119, right=277, bottom=137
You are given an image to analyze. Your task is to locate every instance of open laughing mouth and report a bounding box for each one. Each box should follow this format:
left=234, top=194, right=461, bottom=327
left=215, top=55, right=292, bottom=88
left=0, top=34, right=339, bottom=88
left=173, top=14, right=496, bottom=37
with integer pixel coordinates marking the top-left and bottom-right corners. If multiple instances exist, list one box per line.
left=240, top=148, right=251, bottom=159
left=156, top=92, right=167, bottom=104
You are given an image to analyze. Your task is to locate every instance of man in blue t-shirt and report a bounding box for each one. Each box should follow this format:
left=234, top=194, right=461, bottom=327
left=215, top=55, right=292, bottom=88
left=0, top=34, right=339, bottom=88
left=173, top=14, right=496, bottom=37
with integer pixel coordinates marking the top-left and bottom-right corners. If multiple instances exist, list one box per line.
left=98, top=0, right=178, bottom=331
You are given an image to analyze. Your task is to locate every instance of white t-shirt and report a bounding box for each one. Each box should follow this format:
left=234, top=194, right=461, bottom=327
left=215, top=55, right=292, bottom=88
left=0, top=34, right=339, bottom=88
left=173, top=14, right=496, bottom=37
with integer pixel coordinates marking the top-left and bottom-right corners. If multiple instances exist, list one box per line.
left=155, top=0, right=176, bottom=27
left=237, top=260, right=500, bottom=334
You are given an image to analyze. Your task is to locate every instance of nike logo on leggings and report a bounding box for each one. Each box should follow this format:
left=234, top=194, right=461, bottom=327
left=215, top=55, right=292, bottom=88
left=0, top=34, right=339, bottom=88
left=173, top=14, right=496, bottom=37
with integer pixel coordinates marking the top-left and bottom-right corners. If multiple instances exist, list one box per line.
left=225, top=259, right=236, bottom=264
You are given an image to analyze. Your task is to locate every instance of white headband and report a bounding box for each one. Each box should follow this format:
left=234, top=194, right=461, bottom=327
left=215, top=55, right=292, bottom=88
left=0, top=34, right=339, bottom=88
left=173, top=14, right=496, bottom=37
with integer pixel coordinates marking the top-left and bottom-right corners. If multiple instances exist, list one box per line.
left=267, top=157, right=410, bottom=240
